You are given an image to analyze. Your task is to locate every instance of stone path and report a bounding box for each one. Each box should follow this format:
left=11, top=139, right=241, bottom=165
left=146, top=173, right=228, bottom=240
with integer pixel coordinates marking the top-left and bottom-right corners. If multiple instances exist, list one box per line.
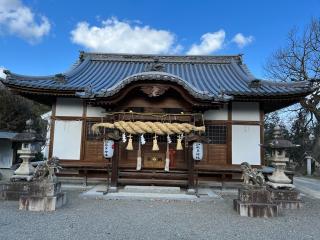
left=80, top=185, right=221, bottom=201
left=294, top=177, right=320, bottom=199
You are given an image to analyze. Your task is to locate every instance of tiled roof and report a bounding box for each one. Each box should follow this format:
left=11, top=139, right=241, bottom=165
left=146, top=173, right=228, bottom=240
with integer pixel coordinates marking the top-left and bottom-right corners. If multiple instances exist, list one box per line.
left=0, top=131, right=18, bottom=140
left=1, top=52, right=312, bottom=100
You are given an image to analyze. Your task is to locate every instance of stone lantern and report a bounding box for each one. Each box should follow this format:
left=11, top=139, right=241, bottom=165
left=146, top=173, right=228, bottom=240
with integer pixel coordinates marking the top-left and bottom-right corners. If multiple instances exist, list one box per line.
left=262, top=126, right=299, bottom=189
left=11, top=119, right=44, bottom=181
left=305, top=133, right=315, bottom=176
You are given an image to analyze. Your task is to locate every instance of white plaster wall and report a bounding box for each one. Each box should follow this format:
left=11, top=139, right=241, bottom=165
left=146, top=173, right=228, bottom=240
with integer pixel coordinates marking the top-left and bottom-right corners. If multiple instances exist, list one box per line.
left=87, top=105, right=106, bottom=117
left=55, top=97, right=83, bottom=117
left=203, top=105, right=228, bottom=120
left=41, top=111, right=51, bottom=159
left=0, top=139, right=13, bottom=168
left=52, top=120, right=82, bottom=160
left=232, top=125, right=261, bottom=165
left=232, top=102, right=260, bottom=121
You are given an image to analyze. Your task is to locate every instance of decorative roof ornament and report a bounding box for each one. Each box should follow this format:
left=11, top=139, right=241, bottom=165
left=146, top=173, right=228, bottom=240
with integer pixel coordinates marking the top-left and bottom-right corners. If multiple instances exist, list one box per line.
left=249, top=79, right=262, bottom=88
left=84, top=84, right=94, bottom=95
left=145, top=58, right=166, bottom=72
left=3, top=69, right=11, bottom=78
left=215, top=88, right=233, bottom=102
left=140, top=84, right=169, bottom=97
left=54, top=73, right=66, bottom=84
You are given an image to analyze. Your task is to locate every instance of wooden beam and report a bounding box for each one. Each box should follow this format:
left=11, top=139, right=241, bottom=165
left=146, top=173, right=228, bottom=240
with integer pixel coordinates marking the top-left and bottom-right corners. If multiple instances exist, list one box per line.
left=111, top=142, right=119, bottom=189
left=204, top=120, right=261, bottom=125
left=80, top=101, right=87, bottom=161
left=260, top=103, right=265, bottom=165
left=187, top=145, right=195, bottom=191
left=48, top=99, right=56, bottom=159
left=226, top=103, right=232, bottom=165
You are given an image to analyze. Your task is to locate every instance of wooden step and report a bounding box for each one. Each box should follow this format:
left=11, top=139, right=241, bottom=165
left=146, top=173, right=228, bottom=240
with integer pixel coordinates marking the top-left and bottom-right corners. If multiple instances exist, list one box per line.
left=118, top=171, right=188, bottom=180
left=118, top=178, right=188, bottom=187
left=119, top=169, right=187, bottom=174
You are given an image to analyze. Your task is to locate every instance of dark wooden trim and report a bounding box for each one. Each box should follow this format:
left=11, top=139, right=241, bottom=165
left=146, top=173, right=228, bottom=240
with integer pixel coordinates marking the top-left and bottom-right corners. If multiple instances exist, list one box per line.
left=91, top=81, right=219, bottom=108
left=186, top=145, right=195, bottom=190
left=260, top=103, right=265, bottom=165
left=228, top=103, right=232, bottom=121
left=48, top=99, right=56, bottom=159
left=111, top=142, right=119, bottom=188
left=85, top=117, right=108, bottom=121
left=53, top=116, right=84, bottom=121
left=204, top=120, right=261, bottom=125
left=226, top=103, right=232, bottom=165
left=80, top=101, right=87, bottom=161
left=231, top=121, right=261, bottom=125
left=53, top=116, right=261, bottom=125
left=59, top=159, right=83, bottom=162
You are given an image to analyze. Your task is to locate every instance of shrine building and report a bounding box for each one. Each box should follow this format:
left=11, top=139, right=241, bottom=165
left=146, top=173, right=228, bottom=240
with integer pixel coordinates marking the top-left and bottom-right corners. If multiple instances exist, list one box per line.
left=0, top=52, right=312, bottom=191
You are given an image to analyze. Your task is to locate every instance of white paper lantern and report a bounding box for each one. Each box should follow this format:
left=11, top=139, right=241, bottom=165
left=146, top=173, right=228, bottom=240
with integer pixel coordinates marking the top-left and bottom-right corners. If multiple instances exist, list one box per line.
left=192, top=142, right=203, bottom=161
left=104, top=139, right=115, bottom=158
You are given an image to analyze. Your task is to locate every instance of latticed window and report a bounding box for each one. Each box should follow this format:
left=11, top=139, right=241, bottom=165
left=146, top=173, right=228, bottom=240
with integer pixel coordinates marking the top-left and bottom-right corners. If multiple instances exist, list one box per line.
left=205, top=125, right=227, bottom=144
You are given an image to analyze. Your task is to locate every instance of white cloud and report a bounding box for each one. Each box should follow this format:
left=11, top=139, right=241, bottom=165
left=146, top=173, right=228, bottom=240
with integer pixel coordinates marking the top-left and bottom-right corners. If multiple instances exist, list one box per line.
left=187, top=30, right=225, bottom=55
left=232, top=33, right=254, bottom=48
left=71, top=18, right=180, bottom=54
left=0, top=0, right=50, bottom=43
left=0, top=66, right=6, bottom=79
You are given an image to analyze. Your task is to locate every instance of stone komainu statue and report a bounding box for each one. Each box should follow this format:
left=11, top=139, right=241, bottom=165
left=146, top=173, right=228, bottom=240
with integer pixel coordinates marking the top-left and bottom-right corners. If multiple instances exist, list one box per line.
left=33, top=157, right=62, bottom=182
left=240, top=162, right=265, bottom=186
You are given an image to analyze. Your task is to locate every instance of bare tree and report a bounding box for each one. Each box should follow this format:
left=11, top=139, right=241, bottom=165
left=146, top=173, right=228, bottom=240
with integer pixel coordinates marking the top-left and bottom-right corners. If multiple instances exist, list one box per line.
left=265, top=18, right=320, bottom=123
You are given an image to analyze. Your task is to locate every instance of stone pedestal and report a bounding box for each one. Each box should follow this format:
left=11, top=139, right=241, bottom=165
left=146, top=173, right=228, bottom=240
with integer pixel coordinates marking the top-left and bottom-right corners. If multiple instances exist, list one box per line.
left=18, top=180, right=66, bottom=211
left=233, top=186, right=279, bottom=217
left=267, top=181, right=295, bottom=189
left=0, top=181, right=60, bottom=200
left=19, top=192, right=66, bottom=211
left=268, top=187, right=303, bottom=209
left=14, top=155, right=35, bottom=175
left=0, top=180, right=66, bottom=211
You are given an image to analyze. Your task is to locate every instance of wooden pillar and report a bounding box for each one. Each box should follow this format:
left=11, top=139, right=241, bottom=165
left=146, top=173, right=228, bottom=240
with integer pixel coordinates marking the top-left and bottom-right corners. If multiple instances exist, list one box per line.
left=260, top=103, right=265, bottom=165
left=110, top=141, right=119, bottom=191
left=187, top=144, right=195, bottom=194
left=226, top=102, right=232, bottom=165
left=80, top=101, right=87, bottom=161
left=48, top=99, right=56, bottom=159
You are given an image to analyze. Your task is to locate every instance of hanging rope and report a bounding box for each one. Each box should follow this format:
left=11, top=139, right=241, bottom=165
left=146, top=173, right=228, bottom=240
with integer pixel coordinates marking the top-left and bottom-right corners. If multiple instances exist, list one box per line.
left=92, top=121, right=205, bottom=135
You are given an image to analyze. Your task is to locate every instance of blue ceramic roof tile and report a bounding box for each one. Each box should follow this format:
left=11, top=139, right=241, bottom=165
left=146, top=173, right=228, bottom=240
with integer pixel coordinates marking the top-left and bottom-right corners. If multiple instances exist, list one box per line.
left=1, top=53, right=312, bottom=99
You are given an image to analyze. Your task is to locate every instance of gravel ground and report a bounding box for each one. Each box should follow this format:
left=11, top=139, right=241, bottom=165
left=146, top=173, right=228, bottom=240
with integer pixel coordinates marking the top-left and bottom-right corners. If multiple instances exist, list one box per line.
left=0, top=190, right=319, bottom=240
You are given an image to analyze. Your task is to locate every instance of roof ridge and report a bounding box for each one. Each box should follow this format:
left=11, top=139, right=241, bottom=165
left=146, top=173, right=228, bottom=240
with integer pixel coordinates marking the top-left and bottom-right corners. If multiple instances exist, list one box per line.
left=259, top=79, right=311, bottom=87
left=80, top=51, right=243, bottom=64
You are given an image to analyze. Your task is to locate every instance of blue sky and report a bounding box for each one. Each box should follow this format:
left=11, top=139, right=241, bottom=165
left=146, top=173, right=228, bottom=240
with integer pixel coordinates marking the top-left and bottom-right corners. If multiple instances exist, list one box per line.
left=0, top=0, right=319, bottom=78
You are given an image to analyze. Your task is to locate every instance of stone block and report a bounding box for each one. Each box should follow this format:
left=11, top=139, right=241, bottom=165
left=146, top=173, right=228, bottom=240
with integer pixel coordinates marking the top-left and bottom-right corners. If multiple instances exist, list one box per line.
left=238, top=186, right=271, bottom=203
left=0, top=181, right=61, bottom=201
left=273, top=200, right=303, bottom=209
left=268, top=187, right=303, bottom=209
left=233, top=199, right=279, bottom=217
left=19, top=192, right=67, bottom=211
left=268, top=187, right=300, bottom=201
